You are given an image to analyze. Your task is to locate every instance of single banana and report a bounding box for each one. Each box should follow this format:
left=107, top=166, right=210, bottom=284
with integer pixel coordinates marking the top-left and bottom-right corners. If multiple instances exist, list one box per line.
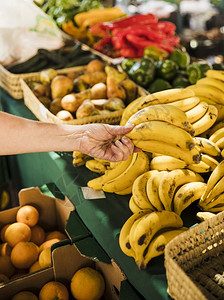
left=206, top=69, right=224, bottom=82
left=85, top=159, right=107, bottom=174
left=186, top=84, right=224, bottom=105
left=119, top=210, right=152, bottom=258
left=196, top=77, right=224, bottom=92
left=139, top=227, right=188, bottom=269
left=132, top=139, right=201, bottom=165
left=197, top=96, right=224, bottom=122
left=129, top=210, right=183, bottom=267
left=126, top=104, right=193, bottom=135
left=87, top=154, right=133, bottom=190
left=192, top=104, right=218, bottom=136
left=132, top=170, right=158, bottom=210
left=201, top=160, right=224, bottom=201
left=185, top=101, right=208, bottom=124
left=94, top=158, right=110, bottom=166
left=146, top=171, right=168, bottom=211
left=136, top=88, right=195, bottom=110
left=169, top=96, right=200, bottom=112
left=188, top=160, right=211, bottom=173
left=126, top=121, right=195, bottom=151
left=158, top=168, right=204, bottom=211
left=120, top=96, right=143, bottom=126
left=150, top=155, right=187, bottom=171
left=72, top=157, right=88, bottom=167
left=193, top=137, right=221, bottom=157
left=204, top=205, right=224, bottom=213
left=103, top=151, right=150, bottom=193
left=129, top=196, right=142, bottom=213
left=205, top=120, right=224, bottom=138
left=115, top=185, right=133, bottom=195
left=200, top=193, right=224, bottom=210
left=201, top=154, right=219, bottom=171
left=215, top=137, right=224, bottom=149
left=209, top=127, right=224, bottom=143
left=173, top=181, right=207, bottom=215
left=222, top=149, right=224, bottom=158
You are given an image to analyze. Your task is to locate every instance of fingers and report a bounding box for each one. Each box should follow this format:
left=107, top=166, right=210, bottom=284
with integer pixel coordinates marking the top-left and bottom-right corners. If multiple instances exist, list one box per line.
left=113, top=136, right=134, bottom=161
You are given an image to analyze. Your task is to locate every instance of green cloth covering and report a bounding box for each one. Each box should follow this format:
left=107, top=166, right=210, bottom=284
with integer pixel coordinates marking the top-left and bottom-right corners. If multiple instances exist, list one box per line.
left=0, top=89, right=198, bottom=299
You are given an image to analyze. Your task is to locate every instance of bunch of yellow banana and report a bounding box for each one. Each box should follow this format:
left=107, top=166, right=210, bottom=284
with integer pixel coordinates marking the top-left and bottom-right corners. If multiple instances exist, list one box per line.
left=130, top=168, right=205, bottom=214
left=87, top=151, right=150, bottom=194
left=72, top=151, right=92, bottom=167
left=124, top=103, right=202, bottom=165
left=120, top=88, right=195, bottom=126
left=85, top=159, right=110, bottom=174
left=119, top=210, right=185, bottom=269
left=199, top=160, right=224, bottom=212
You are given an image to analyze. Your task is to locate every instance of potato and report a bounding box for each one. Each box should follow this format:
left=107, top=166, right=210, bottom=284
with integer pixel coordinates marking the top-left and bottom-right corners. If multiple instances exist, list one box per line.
left=90, top=83, right=107, bottom=99
left=86, top=59, right=105, bottom=73
left=56, top=110, right=74, bottom=121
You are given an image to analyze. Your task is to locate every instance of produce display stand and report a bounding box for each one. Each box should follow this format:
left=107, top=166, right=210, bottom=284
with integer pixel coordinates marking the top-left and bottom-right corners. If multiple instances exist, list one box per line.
left=0, top=88, right=200, bottom=300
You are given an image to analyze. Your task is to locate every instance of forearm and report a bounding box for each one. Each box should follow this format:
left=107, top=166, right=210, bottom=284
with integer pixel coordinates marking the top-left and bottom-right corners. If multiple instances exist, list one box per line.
left=0, top=112, right=85, bottom=155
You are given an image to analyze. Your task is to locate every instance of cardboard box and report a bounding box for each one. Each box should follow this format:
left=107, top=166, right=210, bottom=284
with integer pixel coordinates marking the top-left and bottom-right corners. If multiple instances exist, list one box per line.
left=0, top=237, right=140, bottom=300
left=0, top=185, right=90, bottom=298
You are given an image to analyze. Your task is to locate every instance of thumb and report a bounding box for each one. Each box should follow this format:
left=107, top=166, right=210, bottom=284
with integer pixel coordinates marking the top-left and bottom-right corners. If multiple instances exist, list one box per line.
left=110, top=124, right=135, bottom=136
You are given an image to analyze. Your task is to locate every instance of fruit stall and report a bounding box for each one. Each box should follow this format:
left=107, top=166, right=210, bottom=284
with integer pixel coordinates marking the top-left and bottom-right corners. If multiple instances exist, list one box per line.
left=0, top=1, right=224, bottom=299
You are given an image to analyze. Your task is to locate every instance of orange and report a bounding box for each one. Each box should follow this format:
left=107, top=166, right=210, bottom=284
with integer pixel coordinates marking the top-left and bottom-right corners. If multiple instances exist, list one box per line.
left=0, top=256, right=16, bottom=277
left=0, top=242, right=12, bottom=256
left=39, top=281, right=69, bottom=300
left=12, top=291, right=38, bottom=300
left=0, top=273, right=9, bottom=284
left=4, top=222, right=31, bottom=247
left=39, top=238, right=60, bottom=252
left=39, top=247, right=51, bottom=268
left=11, top=241, right=39, bottom=269
left=29, top=260, right=42, bottom=273
left=16, top=205, right=39, bottom=227
left=30, top=225, right=45, bottom=246
left=0, top=224, right=11, bottom=242
left=70, top=267, right=105, bottom=300
left=45, top=231, right=67, bottom=241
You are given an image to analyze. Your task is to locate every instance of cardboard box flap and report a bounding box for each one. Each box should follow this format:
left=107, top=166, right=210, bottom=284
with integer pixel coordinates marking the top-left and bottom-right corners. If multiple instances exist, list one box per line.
left=18, top=187, right=74, bottom=232
left=65, top=210, right=91, bottom=242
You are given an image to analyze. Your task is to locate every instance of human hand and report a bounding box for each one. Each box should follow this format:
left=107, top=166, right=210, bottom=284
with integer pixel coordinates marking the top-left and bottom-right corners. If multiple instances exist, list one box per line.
left=79, top=123, right=141, bottom=162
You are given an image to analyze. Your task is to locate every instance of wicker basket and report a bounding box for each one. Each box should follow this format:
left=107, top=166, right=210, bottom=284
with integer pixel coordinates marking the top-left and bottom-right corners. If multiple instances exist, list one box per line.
left=20, top=66, right=146, bottom=125
left=165, top=211, right=224, bottom=300
left=0, top=64, right=87, bottom=100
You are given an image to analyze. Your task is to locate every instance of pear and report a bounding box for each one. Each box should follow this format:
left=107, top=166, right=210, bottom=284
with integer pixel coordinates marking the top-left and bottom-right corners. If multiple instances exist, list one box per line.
left=49, top=98, right=62, bottom=115
left=76, top=99, right=99, bottom=119
left=51, top=75, right=74, bottom=100
left=104, top=98, right=125, bottom=111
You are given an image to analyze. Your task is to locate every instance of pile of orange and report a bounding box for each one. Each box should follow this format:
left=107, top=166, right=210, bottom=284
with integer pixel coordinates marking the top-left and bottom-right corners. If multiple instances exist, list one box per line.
left=0, top=204, right=67, bottom=282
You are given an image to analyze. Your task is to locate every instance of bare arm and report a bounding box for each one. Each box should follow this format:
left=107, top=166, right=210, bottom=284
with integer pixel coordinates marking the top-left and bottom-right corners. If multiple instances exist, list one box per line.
left=0, top=112, right=138, bottom=161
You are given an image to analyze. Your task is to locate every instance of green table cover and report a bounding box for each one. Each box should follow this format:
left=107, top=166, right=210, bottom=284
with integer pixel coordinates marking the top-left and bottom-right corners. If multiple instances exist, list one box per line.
left=0, top=88, right=199, bottom=299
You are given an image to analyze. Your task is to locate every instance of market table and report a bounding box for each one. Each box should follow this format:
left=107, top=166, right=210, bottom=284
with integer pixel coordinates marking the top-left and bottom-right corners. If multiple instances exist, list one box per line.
left=0, top=88, right=199, bottom=300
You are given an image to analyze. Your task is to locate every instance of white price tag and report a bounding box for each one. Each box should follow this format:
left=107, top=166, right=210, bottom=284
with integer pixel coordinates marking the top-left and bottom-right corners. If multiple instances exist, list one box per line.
left=81, top=187, right=106, bottom=200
